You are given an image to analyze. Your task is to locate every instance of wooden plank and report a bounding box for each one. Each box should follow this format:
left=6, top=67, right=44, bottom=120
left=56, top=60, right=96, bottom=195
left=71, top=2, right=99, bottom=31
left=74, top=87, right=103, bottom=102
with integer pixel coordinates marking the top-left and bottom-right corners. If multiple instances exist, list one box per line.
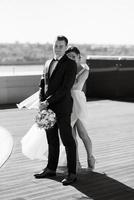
left=0, top=100, right=134, bottom=199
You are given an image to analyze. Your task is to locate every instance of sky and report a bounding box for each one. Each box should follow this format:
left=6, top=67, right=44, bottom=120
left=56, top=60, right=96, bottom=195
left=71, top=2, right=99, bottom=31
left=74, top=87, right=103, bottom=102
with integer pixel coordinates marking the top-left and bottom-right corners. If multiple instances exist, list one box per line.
left=0, top=0, right=134, bottom=44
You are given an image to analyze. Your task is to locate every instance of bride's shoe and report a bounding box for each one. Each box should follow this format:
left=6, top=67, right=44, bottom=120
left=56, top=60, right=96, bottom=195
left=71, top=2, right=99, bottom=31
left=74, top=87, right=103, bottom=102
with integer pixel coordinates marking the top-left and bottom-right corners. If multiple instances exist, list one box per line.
left=87, top=155, right=95, bottom=170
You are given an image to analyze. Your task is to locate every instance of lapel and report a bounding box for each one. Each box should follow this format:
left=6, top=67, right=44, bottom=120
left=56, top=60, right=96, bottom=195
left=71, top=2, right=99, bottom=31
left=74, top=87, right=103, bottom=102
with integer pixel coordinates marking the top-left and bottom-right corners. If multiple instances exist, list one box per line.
left=44, top=59, right=53, bottom=75
left=46, top=59, right=53, bottom=79
left=48, top=55, right=67, bottom=80
left=43, top=59, right=53, bottom=87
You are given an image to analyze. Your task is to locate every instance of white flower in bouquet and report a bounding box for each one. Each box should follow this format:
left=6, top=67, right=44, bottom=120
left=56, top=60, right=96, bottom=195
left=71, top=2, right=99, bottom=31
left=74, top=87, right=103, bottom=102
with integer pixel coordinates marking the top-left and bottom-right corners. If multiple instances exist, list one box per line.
left=35, top=109, right=56, bottom=129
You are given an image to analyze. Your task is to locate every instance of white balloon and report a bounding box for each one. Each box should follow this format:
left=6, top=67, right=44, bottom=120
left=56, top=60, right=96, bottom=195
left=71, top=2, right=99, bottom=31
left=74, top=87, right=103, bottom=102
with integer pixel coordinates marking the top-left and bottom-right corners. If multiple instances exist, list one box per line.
left=0, top=126, right=13, bottom=168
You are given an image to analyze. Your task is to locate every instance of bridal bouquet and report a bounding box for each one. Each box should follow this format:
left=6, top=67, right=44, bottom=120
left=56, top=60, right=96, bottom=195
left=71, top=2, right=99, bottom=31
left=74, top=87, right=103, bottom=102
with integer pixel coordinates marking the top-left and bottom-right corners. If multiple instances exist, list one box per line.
left=35, top=109, right=56, bottom=130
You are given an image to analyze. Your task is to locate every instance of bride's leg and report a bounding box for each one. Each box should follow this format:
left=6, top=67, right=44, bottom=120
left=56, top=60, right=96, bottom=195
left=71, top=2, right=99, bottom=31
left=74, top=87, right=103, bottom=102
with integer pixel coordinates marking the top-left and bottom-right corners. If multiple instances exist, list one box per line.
left=72, top=124, right=81, bottom=171
left=75, top=119, right=95, bottom=170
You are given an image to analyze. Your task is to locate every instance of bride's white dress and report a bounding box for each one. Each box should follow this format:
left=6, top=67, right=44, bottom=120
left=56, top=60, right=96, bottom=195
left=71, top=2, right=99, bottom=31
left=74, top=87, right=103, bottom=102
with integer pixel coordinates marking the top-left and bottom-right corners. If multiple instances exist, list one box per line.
left=18, top=64, right=89, bottom=164
left=17, top=91, right=39, bottom=110
left=0, top=126, right=13, bottom=168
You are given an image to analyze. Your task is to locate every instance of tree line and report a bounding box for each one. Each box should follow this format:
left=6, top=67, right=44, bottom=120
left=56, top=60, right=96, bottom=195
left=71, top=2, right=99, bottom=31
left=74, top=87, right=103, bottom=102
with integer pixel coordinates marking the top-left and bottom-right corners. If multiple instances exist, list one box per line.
left=0, top=42, right=134, bottom=65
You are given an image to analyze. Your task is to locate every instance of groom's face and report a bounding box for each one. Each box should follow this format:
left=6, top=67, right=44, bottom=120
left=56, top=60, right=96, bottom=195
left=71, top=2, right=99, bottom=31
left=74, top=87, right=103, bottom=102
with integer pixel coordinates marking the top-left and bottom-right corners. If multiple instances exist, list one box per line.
left=53, top=40, right=67, bottom=58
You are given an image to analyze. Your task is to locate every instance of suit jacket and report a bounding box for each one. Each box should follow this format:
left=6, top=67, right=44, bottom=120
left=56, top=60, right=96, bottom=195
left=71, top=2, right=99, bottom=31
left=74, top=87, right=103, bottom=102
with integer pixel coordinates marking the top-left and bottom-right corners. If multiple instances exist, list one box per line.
left=39, top=54, right=77, bottom=115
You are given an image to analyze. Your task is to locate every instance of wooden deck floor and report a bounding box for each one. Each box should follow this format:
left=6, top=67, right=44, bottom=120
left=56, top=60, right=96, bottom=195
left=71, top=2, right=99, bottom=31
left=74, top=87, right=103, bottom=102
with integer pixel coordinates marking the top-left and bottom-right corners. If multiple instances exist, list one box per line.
left=0, top=100, right=134, bottom=200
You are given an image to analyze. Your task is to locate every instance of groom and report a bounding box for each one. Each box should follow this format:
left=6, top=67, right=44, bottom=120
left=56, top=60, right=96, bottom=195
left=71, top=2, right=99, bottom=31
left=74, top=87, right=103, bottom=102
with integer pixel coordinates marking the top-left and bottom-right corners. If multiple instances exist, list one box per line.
left=34, top=35, right=77, bottom=185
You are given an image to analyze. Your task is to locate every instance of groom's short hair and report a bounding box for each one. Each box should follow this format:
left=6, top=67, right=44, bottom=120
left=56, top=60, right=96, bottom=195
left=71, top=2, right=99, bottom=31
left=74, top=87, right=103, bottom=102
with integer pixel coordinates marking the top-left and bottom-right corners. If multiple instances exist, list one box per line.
left=56, top=35, right=68, bottom=46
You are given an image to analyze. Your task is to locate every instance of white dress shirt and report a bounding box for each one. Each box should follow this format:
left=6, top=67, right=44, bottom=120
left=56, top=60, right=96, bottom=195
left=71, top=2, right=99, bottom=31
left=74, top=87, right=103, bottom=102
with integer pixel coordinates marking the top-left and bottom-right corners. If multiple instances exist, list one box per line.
left=49, top=56, right=62, bottom=76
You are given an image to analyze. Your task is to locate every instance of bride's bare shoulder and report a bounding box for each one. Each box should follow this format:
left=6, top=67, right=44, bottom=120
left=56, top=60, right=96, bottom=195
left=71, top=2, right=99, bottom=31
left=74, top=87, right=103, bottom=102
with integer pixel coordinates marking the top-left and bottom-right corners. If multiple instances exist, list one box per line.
left=81, top=64, right=89, bottom=70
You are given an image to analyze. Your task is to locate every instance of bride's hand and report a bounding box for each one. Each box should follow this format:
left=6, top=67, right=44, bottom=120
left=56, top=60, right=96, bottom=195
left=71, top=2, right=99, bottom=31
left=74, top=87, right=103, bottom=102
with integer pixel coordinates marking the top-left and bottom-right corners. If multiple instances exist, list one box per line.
left=80, top=55, right=87, bottom=64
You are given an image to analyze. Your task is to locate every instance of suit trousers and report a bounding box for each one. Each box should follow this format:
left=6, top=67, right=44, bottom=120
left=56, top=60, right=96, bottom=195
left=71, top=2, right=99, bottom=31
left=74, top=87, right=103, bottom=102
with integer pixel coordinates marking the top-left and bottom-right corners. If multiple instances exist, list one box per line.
left=46, top=113, right=76, bottom=174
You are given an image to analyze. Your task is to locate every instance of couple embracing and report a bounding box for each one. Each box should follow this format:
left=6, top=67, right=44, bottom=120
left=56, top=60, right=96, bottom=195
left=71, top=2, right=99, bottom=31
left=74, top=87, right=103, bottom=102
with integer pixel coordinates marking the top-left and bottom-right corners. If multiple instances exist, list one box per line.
left=19, top=35, right=95, bottom=186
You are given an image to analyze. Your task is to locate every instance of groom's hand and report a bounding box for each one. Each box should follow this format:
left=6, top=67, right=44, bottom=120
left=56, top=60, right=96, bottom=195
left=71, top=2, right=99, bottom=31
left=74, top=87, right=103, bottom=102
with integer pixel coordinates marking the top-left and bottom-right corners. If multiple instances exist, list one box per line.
left=39, top=100, right=49, bottom=111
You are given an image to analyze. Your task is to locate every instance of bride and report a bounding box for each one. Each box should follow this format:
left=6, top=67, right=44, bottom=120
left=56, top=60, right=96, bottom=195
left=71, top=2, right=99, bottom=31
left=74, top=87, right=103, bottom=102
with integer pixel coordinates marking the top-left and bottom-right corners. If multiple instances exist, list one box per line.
left=17, top=46, right=95, bottom=170
left=60, top=46, right=95, bottom=170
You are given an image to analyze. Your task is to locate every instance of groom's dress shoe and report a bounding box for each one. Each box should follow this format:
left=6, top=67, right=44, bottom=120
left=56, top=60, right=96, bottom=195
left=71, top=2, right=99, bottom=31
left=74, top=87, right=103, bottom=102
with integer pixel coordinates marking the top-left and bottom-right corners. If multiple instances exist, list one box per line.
left=34, top=168, right=56, bottom=179
left=62, top=173, right=77, bottom=186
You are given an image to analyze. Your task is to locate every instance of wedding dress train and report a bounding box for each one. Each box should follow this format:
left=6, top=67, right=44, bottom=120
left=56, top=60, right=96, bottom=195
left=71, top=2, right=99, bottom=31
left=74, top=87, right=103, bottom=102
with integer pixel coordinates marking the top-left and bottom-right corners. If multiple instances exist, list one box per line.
left=0, top=126, right=13, bottom=168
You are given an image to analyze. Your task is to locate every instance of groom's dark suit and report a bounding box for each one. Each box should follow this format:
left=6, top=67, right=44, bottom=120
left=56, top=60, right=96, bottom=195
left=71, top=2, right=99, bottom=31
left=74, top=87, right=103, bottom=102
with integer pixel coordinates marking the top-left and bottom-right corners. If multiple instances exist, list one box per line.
left=39, top=54, right=77, bottom=174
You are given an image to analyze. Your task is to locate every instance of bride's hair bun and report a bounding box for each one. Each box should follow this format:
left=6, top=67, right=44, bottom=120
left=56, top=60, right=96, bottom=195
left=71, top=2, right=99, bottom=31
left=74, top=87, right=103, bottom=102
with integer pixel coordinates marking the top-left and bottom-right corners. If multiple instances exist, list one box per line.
left=66, top=46, right=80, bottom=55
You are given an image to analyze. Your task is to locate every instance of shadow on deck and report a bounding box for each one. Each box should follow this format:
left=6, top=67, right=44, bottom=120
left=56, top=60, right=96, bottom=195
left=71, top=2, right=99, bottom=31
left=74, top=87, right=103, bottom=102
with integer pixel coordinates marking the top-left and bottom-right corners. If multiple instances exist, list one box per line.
left=0, top=99, right=134, bottom=200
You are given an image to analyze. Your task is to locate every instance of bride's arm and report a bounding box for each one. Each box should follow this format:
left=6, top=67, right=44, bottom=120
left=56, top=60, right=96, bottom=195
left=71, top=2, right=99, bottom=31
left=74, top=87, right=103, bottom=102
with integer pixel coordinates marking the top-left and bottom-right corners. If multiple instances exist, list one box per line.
left=76, top=64, right=90, bottom=83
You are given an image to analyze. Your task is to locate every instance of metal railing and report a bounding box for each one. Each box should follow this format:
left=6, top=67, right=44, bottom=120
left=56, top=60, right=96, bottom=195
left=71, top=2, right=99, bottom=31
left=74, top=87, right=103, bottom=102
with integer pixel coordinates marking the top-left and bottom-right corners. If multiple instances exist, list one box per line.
left=86, top=55, right=134, bottom=99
